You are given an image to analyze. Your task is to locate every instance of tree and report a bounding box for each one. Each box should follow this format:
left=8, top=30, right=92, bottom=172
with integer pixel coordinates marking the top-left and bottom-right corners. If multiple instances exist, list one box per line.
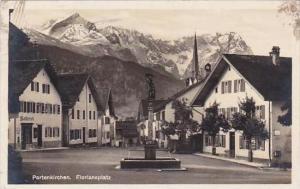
left=231, top=97, right=269, bottom=162
left=278, top=98, right=292, bottom=126
left=162, top=98, right=201, bottom=152
left=200, top=102, right=230, bottom=155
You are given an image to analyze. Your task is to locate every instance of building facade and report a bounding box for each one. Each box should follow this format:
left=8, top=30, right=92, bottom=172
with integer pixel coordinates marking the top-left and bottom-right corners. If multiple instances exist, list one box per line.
left=8, top=60, right=62, bottom=150
left=57, top=73, right=101, bottom=146
left=192, top=47, right=291, bottom=166
left=97, top=88, right=117, bottom=146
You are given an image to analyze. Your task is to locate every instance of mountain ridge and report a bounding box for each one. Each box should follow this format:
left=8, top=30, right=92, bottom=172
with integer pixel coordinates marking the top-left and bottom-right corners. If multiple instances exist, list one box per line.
left=34, top=12, right=253, bottom=79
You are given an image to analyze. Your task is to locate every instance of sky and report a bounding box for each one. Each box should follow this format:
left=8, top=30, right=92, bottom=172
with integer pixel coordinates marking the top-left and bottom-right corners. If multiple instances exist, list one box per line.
left=12, top=1, right=295, bottom=57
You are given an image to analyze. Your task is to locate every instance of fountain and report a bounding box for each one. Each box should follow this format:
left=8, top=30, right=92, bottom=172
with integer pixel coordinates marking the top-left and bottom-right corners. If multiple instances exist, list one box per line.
left=120, top=73, right=181, bottom=169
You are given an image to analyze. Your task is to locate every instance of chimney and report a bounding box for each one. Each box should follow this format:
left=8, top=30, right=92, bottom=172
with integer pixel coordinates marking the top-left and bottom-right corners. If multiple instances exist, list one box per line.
left=269, top=46, right=280, bottom=66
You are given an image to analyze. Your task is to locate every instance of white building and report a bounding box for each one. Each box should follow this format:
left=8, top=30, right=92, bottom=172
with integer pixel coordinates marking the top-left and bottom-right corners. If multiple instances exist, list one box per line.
left=56, top=73, right=102, bottom=146
left=191, top=47, right=291, bottom=166
left=97, top=88, right=117, bottom=146
left=8, top=60, right=62, bottom=150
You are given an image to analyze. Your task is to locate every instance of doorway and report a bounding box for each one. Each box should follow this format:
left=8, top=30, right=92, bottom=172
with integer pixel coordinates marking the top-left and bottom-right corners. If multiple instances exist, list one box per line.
left=229, top=132, right=235, bottom=158
left=37, top=125, right=43, bottom=147
left=82, top=127, right=86, bottom=144
left=21, top=123, right=32, bottom=149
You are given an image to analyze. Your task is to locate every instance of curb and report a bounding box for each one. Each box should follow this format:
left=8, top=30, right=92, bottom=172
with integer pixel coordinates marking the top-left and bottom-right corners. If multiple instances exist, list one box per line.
left=193, top=153, right=266, bottom=169
left=18, top=147, right=70, bottom=152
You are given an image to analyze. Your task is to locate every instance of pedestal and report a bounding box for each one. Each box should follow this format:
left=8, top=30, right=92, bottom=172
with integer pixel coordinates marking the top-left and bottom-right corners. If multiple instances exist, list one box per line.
left=144, top=140, right=157, bottom=160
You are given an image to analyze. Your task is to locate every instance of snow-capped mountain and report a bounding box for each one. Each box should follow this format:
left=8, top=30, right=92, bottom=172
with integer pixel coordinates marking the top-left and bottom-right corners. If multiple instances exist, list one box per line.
left=35, top=13, right=253, bottom=79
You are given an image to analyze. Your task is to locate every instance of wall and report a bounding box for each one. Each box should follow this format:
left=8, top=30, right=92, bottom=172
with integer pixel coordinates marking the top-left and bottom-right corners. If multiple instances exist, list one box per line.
left=203, top=64, right=270, bottom=160
left=8, top=68, right=62, bottom=149
left=68, top=82, right=98, bottom=145
left=271, top=101, right=292, bottom=165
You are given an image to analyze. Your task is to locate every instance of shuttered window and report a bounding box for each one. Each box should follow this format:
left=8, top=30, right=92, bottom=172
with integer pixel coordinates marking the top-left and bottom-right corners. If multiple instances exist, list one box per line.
left=241, top=79, right=245, bottom=92
left=234, top=80, right=237, bottom=93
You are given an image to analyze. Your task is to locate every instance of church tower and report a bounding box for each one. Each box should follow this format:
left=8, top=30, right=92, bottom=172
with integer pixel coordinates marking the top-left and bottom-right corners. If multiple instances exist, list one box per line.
left=186, top=33, right=200, bottom=87
left=193, top=33, right=200, bottom=80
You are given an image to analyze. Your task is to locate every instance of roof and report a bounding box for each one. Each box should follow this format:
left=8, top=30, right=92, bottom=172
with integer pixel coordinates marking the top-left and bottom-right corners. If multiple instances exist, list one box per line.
left=56, top=73, right=102, bottom=109
left=192, top=54, right=292, bottom=106
left=9, top=59, right=59, bottom=113
left=116, top=120, right=138, bottom=137
left=96, top=88, right=116, bottom=117
left=139, top=99, right=168, bottom=117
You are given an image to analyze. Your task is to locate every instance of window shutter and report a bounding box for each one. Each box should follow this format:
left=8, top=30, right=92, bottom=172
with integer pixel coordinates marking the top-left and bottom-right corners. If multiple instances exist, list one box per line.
left=228, top=81, right=232, bottom=93
left=31, top=82, right=34, bottom=91
left=221, top=82, right=224, bottom=94
left=234, top=80, right=237, bottom=93
left=241, top=79, right=245, bottom=92
left=261, top=105, right=265, bottom=119
left=227, top=107, right=231, bottom=119
left=239, top=136, right=243, bottom=149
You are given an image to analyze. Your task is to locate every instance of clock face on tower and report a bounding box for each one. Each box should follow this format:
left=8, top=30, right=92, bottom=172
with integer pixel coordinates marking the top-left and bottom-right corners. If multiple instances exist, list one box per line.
left=204, top=63, right=211, bottom=72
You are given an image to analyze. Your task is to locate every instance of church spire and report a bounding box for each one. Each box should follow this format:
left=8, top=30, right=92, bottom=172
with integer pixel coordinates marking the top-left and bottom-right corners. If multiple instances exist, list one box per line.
left=193, top=33, right=199, bottom=80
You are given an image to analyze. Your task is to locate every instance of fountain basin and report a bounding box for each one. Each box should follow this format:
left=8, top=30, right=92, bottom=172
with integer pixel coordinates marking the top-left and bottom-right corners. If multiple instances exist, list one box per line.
left=120, top=158, right=181, bottom=169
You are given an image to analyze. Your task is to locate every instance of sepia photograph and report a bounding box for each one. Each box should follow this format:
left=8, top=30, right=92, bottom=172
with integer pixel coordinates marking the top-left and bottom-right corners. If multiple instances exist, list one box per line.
left=0, top=0, right=299, bottom=187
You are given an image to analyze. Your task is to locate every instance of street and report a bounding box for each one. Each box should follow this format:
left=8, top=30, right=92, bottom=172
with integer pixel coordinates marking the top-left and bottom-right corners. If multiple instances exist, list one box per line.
left=20, top=147, right=291, bottom=184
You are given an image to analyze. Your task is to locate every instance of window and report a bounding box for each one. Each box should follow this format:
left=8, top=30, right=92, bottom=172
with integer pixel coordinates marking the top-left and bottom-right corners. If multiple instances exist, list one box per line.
left=239, top=136, right=264, bottom=150
left=162, top=111, right=165, bottom=121
left=105, top=117, right=110, bottom=124
left=41, top=103, right=45, bottom=114
left=53, top=127, right=59, bottom=137
left=71, top=109, right=74, bottom=119
left=93, top=111, right=96, bottom=120
left=205, top=135, right=212, bottom=146
left=89, top=94, right=92, bottom=103
left=77, top=97, right=80, bottom=102
left=77, top=110, right=80, bottom=119
left=26, top=102, right=31, bottom=113
left=89, top=129, right=97, bottom=138
left=70, top=129, right=82, bottom=140
left=45, top=127, right=53, bottom=137
left=156, top=112, right=161, bottom=121
left=36, top=82, right=39, bottom=92
left=83, top=110, right=85, bottom=120
left=221, top=80, right=232, bottom=94
left=33, top=128, right=38, bottom=138
left=32, top=102, right=36, bottom=113
left=256, top=105, right=265, bottom=120
left=31, top=82, right=34, bottom=91
left=215, top=87, right=218, bottom=93
left=106, top=132, right=110, bottom=139
left=31, top=82, right=40, bottom=92
left=70, top=130, right=75, bottom=140
left=57, top=105, right=60, bottom=115
left=89, top=111, right=91, bottom=120
left=42, top=84, right=50, bottom=94
left=216, top=134, right=226, bottom=147
left=36, top=103, right=40, bottom=113
left=234, top=79, right=246, bottom=93
left=219, top=107, right=237, bottom=120
left=42, top=84, right=45, bottom=93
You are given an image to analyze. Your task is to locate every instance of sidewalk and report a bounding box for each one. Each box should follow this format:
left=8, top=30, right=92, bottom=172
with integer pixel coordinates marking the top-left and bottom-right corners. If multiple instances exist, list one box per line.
left=193, top=153, right=268, bottom=169
left=18, top=147, right=69, bottom=152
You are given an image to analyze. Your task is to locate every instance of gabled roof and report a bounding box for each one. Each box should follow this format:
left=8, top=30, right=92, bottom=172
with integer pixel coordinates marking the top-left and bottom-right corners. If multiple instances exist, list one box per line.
left=192, top=54, right=292, bottom=106
left=96, top=87, right=116, bottom=117
left=56, top=73, right=101, bottom=110
left=9, top=59, right=59, bottom=113
left=139, top=99, right=168, bottom=117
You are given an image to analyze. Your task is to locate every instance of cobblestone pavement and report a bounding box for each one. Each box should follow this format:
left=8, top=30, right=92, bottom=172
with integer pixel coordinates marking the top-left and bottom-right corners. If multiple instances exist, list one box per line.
left=19, top=147, right=291, bottom=184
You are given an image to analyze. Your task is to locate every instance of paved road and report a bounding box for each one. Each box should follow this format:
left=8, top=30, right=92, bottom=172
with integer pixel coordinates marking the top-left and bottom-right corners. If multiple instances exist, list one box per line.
left=19, top=147, right=291, bottom=184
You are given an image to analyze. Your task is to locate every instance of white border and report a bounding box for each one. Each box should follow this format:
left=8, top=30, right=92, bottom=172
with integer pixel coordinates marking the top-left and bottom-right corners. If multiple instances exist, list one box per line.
left=0, top=1, right=299, bottom=189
